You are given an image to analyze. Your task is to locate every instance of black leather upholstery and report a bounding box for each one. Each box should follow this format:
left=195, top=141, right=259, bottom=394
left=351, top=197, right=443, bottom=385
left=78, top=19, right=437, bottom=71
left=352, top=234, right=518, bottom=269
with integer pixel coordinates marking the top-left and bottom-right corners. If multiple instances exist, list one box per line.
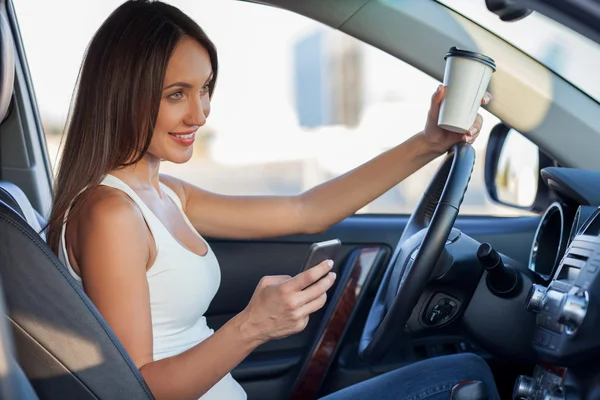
left=0, top=279, right=39, bottom=399
left=0, top=199, right=154, bottom=399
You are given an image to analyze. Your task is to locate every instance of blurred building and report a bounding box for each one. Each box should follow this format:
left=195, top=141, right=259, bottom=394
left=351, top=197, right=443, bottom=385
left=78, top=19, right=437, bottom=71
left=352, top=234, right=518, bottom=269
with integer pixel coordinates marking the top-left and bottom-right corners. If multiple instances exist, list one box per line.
left=293, top=29, right=363, bottom=128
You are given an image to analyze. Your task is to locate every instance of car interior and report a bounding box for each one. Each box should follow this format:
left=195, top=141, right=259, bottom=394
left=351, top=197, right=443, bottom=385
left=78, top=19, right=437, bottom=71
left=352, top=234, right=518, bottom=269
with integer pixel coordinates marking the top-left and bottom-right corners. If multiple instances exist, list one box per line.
left=1, top=0, right=600, bottom=399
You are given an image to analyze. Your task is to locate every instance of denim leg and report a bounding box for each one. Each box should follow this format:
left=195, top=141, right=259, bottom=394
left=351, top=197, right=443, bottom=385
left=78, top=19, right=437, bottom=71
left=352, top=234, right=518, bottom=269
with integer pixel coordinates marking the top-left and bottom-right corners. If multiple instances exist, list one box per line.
left=319, top=353, right=500, bottom=400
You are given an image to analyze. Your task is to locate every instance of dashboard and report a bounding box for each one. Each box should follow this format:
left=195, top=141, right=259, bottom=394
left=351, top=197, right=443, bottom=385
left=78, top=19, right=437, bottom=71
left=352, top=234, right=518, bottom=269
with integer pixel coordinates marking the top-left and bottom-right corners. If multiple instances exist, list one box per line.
left=528, top=202, right=597, bottom=280
left=528, top=167, right=600, bottom=280
left=513, top=167, right=600, bottom=399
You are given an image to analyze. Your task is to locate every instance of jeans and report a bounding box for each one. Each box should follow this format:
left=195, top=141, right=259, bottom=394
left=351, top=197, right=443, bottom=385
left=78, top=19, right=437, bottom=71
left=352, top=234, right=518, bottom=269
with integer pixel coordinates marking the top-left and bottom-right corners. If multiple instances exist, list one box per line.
left=320, top=353, right=500, bottom=400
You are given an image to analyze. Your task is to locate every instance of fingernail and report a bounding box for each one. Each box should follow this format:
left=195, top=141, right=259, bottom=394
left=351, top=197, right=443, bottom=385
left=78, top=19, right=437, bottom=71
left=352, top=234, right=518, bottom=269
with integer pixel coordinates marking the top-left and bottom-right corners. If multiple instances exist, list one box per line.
left=435, top=85, right=443, bottom=96
left=484, top=94, right=491, bottom=104
left=470, top=127, right=478, bottom=135
left=330, top=272, right=336, bottom=279
left=327, top=260, right=334, bottom=268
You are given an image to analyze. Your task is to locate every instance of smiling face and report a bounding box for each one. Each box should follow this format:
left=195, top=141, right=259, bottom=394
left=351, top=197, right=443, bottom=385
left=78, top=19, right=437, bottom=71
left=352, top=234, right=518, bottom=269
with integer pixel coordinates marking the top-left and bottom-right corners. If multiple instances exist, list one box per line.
left=146, top=36, right=214, bottom=164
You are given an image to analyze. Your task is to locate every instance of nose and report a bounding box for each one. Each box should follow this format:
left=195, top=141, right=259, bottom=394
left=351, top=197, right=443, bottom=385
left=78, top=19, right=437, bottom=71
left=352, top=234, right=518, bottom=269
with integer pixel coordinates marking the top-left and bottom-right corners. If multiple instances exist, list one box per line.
left=186, top=96, right=208, bottom=127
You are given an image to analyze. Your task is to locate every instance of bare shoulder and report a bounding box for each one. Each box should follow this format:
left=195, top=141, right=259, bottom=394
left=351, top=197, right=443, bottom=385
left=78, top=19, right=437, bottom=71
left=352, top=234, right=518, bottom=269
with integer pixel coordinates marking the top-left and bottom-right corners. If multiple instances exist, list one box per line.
left=77, top=185, right=146, bottom=232
left=68, top=185, right=152, bottom=268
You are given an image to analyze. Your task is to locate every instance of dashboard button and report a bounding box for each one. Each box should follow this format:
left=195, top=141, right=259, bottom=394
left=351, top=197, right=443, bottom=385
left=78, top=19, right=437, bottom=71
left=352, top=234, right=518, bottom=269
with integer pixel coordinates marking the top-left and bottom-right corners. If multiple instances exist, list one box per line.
left=547, top=334, right=560, bottom=351
left=533, top=330, right=551, bottom=347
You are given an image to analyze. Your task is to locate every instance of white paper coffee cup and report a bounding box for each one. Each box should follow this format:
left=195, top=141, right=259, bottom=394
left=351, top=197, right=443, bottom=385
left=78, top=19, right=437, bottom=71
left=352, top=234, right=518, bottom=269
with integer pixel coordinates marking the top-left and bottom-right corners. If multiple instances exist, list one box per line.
left=438, top=47, right=496, bottom=134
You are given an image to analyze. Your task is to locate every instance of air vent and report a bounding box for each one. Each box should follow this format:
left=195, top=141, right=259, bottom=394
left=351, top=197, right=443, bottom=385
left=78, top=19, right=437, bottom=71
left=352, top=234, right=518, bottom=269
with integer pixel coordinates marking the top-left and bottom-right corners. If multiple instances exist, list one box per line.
left=582, top=208, right=600, bottom=236
left=557, top=246, right=590, bottom=282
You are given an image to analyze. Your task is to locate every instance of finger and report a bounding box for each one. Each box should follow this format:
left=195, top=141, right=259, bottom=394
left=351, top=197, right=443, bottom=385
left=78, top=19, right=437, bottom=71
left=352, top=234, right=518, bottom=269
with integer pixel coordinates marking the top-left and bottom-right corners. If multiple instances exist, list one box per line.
left=463, top=129, right=480, bottom=144
left=463, top=134, right=476, bottom=144
left=467, top=113, right=484, bottom=137
left=297, top=293, right=328, bottom=317
left=428, top=84, right=445, bottom=116
left=287, top=260, right=334, bottom=291
left=481, top=91, right=492, bottom=105
left=300, top=271, right=336, bottom=302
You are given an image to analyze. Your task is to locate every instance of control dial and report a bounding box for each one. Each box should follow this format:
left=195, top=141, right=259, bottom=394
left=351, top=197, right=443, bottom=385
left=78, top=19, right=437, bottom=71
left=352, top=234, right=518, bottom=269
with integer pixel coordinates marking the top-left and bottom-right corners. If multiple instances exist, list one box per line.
left=513, top=375, right=538, bottom=399
left=558, top=288, right=589, bottom=335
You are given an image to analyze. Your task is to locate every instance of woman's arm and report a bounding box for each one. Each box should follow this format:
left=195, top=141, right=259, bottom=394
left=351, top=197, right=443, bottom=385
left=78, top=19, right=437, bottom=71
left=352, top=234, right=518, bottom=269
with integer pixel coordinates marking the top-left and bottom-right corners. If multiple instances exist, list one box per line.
left=163, top=86, right=490, bottom=239
left=162, top=133, right=439, bottom=239
left=72, top=190, right=336, bottom=400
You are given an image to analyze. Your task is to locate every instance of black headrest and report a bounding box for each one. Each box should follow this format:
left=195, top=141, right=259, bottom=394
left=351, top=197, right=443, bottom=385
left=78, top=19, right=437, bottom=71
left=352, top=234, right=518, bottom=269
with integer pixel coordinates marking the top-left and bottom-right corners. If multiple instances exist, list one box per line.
left=0, top=199, right=154, bottom=399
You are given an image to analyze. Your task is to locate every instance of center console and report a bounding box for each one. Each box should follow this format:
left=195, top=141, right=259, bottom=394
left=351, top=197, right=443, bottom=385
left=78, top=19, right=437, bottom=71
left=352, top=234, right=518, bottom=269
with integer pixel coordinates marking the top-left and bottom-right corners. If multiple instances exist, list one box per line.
left=513, top=230, right=600, bottom=399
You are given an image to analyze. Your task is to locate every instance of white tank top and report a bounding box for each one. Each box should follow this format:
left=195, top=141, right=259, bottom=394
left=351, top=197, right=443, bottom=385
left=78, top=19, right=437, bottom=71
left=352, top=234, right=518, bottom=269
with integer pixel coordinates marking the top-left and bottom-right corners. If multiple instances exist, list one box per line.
left=58, top=174, right=247, bottom=400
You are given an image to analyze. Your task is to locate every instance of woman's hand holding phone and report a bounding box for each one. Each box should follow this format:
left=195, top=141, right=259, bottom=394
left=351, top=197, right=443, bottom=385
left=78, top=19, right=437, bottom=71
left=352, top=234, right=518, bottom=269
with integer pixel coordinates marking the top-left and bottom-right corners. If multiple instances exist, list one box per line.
left=240, top=259, right=337, bottom=345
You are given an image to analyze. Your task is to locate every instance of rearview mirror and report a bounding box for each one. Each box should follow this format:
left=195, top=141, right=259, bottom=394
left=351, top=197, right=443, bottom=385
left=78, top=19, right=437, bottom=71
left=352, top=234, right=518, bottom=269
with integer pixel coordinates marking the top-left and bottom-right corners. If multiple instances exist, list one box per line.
left=485, top=0, right=533, bottom=22
left=485, top=125, right=551, bottom=211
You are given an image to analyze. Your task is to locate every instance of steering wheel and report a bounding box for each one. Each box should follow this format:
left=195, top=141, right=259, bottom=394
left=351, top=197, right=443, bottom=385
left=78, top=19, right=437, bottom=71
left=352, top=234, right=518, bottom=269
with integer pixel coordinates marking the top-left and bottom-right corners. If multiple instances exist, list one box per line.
left=359, top=142, right=476, bottom=363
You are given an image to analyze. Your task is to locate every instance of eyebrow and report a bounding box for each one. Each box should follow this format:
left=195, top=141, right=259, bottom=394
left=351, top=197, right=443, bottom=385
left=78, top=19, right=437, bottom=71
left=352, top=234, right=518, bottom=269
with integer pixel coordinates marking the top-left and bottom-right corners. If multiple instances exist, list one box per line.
left=163, top=72, right=214, bottom=90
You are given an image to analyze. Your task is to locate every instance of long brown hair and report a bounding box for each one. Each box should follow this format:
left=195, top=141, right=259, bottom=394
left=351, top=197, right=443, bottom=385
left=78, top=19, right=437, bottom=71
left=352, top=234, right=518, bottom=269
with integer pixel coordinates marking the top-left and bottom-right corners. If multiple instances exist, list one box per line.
left=46, top=0, right=218, bottom=254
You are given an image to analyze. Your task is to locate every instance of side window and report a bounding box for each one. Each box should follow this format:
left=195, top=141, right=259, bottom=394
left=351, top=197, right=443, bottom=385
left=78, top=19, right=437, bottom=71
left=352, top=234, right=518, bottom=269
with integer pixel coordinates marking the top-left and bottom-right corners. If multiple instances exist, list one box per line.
left=18, top=0, right=528, bottom=216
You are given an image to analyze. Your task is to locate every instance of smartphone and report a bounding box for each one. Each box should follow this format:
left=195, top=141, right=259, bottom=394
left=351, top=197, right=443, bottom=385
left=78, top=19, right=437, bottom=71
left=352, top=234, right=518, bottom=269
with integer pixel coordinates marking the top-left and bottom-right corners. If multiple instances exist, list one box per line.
left=299, top=239, right=341, bottom=277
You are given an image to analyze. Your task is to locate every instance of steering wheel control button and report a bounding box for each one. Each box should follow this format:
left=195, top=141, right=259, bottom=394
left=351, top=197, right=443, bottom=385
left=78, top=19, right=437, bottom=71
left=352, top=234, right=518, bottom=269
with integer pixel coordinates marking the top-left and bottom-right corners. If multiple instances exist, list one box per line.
left=557, top=288, right=589, bottom=336
left=423, top=294, right=460, bottom=326
left=513, top=375, right=538, bottom=400
left=427, top=302, right=453, bottom=324
left=477, top=242, right=520, bottom=297
left=526, top=284, right=548, bottom=313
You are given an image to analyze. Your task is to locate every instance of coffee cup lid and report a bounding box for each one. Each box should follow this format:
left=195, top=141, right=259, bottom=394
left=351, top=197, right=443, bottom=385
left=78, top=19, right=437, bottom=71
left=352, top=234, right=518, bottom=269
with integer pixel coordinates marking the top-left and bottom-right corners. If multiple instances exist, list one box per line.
left=444, top=47, right=496, bottom=71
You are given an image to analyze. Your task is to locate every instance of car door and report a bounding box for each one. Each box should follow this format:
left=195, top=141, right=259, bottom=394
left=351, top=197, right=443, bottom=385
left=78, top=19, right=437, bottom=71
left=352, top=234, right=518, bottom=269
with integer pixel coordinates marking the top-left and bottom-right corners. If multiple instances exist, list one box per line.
left=6, top=0, right=544, bottom=399
left=207, top=215, right=539, bottom=400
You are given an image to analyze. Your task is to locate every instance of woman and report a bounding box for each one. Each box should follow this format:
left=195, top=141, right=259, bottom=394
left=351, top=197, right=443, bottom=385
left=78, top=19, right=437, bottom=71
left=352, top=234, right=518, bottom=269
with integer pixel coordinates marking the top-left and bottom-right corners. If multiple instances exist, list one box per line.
left=46, top=1, right=499, bottom=399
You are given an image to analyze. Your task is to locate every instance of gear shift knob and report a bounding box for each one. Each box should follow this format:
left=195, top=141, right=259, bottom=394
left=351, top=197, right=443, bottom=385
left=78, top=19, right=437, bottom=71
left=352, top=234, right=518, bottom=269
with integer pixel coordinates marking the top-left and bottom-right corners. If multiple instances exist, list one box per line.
left=451, top=380, right=490, bottom=400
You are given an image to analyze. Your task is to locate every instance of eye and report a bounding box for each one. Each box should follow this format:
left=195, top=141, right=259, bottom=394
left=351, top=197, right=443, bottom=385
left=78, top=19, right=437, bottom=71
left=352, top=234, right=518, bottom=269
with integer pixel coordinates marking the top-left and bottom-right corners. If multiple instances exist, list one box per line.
left=168, top=91, right=183, bottom=100
left=200, top=84, right=211, bottom=95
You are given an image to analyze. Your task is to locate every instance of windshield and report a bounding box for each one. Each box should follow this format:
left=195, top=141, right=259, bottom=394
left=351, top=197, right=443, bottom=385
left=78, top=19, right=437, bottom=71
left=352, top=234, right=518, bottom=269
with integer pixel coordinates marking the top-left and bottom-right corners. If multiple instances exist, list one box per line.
left=439, top=0, right=600, bottom=103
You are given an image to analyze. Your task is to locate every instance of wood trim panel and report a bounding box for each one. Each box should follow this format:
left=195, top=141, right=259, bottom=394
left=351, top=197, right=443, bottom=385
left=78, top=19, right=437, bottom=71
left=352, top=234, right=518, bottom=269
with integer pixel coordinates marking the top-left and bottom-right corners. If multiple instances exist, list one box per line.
left=290, top=247, right=385, bottom=400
